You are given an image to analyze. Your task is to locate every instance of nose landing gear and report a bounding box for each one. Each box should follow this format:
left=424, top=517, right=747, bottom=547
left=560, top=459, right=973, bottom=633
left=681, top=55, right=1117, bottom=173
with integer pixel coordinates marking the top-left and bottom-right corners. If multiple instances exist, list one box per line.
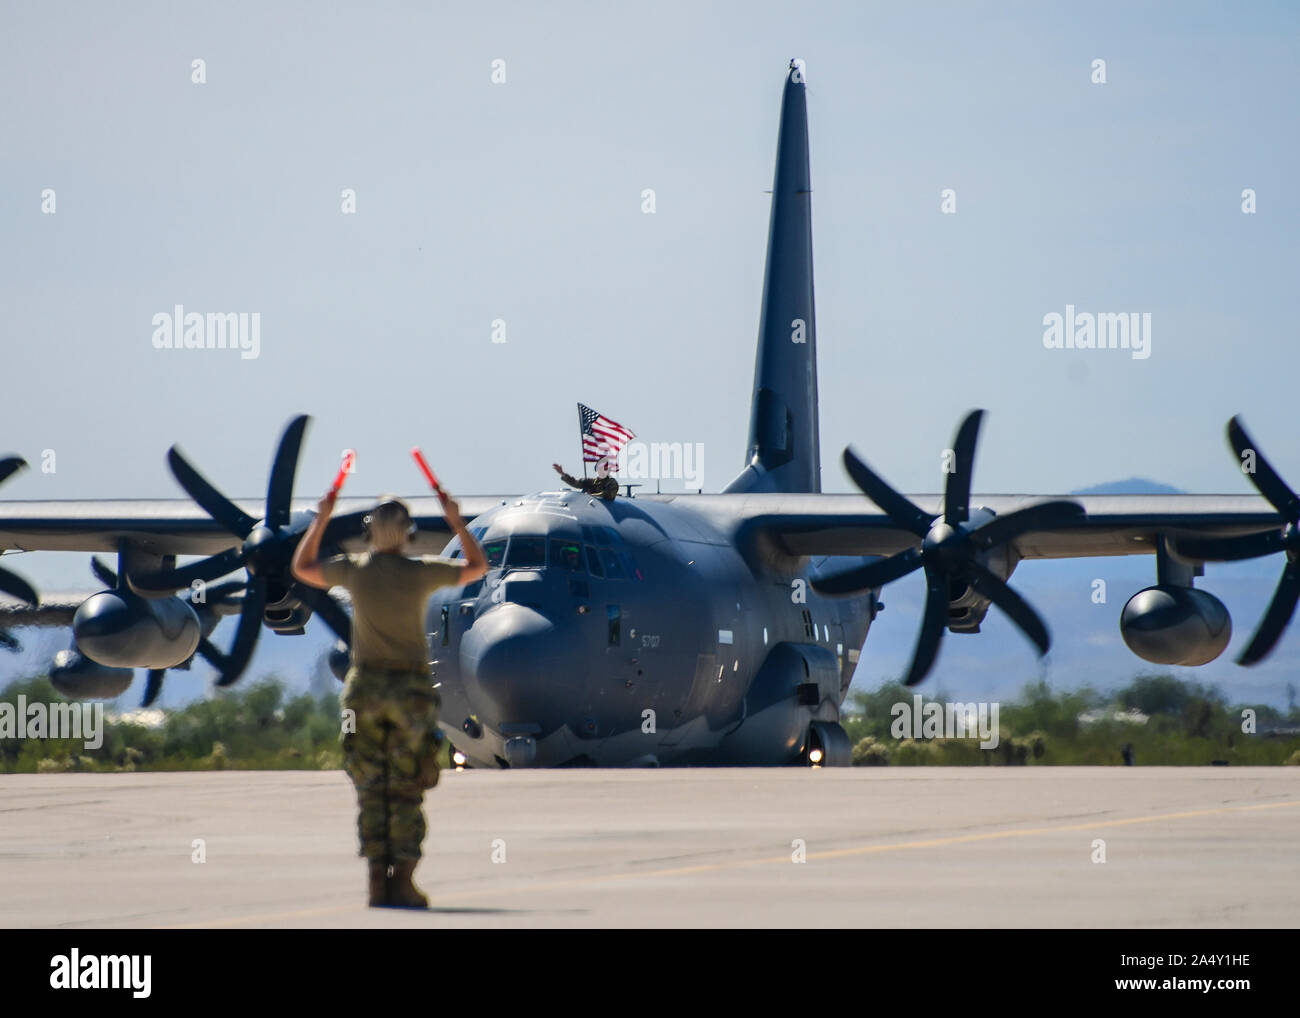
left=804, top=720, right=850, bottom=767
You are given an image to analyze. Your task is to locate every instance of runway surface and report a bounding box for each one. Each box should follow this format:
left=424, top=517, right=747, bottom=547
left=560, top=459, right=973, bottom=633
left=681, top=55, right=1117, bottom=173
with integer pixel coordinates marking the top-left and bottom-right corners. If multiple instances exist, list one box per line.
left=1, top=767, right=1297, bottom=928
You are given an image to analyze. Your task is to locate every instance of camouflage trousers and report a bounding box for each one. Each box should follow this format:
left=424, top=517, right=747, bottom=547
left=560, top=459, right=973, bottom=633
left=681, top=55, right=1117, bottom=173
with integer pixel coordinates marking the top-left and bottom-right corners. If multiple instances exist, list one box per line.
left=340, top=663, right=442, bottom=862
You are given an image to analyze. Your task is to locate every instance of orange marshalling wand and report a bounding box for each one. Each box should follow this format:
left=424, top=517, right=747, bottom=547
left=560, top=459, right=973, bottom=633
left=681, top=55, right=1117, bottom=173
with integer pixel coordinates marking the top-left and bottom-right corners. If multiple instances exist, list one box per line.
left=330, top=450, right=356, bottom=494
left=411, top=447, right=444, bottom=498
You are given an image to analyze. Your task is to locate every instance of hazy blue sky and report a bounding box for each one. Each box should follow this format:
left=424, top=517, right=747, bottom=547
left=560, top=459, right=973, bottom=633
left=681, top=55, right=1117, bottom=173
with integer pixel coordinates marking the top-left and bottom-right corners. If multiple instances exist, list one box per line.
left=2, top=2, right=1297, bottom=704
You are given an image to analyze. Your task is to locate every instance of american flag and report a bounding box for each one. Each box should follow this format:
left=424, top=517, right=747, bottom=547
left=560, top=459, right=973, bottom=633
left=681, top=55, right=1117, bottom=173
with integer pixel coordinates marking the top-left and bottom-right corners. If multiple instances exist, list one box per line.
left=578, top=403, right=635, bottom=469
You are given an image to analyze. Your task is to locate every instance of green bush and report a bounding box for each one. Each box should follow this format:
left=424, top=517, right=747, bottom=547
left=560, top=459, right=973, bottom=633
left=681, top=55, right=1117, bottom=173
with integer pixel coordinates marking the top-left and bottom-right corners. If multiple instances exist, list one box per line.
left=5, top=668, right=1297, bottom=770
left=851, top=737, right=889, bottom=766
left=1, top=675, right=347, bottom=773
left=837, top=674, right=1298, bottom=766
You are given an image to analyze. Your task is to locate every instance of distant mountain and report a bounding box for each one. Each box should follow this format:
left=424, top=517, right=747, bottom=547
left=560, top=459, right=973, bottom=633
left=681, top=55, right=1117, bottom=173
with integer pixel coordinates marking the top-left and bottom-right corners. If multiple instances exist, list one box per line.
left=1071, top=478, right=1185, bottom=495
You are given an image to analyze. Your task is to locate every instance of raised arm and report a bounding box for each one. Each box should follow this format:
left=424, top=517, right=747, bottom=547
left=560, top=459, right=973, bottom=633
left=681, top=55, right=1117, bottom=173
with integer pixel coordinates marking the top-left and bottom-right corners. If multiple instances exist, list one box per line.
left=291, top=489, right=337, bottom=589
left=441, top=492, right=487, bottom=584
left=552, top=462, right=582, bottom=490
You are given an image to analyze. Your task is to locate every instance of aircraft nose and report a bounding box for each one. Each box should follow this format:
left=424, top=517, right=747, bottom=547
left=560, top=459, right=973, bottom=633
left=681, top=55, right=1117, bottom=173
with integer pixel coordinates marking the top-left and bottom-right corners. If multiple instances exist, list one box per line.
left=460, top=603, right=582, bottom=730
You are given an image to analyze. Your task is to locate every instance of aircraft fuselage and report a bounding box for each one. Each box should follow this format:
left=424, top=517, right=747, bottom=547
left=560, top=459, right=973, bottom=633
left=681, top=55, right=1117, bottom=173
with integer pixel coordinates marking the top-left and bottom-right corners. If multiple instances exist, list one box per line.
left=426, top=491, right=873, bottom=767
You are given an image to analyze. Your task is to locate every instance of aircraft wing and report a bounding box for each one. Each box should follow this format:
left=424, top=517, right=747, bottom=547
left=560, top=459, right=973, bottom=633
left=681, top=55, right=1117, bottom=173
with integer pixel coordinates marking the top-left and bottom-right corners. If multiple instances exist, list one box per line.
left=0, top=495, right=509, bottom=558
left=0, top=594, right=85, bottom=629
left=3, top=491, right=1280, bottom=562
left=664, top=487, right=1291, bottom=682
left=684, top=492, right=1285, bottom=561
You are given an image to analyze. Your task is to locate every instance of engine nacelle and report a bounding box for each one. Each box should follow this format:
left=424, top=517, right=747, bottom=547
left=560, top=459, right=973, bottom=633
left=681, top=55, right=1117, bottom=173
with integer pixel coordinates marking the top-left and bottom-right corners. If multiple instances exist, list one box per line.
left=263, top=581, right=311, bottom=634
left=49, top=649, right=134, bottom=700
left=73, top=590, right=200, bottom=669
left=1120, top=585, right=1231, bottom=666
left=947, top=507, right=1014, bottom=634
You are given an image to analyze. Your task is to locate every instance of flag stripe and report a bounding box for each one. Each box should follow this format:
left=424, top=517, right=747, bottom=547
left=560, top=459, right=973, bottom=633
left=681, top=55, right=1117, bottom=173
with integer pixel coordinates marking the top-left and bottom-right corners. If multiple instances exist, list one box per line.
left=577, top=402, right=635, bottom=467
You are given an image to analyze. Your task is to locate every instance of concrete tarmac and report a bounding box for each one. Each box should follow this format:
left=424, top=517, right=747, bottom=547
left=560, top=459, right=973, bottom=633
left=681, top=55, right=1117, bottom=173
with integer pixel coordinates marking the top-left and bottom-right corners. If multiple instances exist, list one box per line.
left=1, top=767, right=1297, bottom=928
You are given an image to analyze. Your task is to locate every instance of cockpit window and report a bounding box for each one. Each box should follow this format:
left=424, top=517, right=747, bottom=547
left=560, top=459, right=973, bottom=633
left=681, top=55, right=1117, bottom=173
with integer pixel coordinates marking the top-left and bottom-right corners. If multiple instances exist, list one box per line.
left=550, top=539, right=584, bottom=572
left=483, top=539, right=507, bottom=568
left=573, top=537, right=642, bottom=580
left=624, top=552, right=644, bottom=581
left=505, top=536, right=546, bottom=569
left=599, top=547, right=626, bottom=579
left=446, top=526, right=489, bottom=560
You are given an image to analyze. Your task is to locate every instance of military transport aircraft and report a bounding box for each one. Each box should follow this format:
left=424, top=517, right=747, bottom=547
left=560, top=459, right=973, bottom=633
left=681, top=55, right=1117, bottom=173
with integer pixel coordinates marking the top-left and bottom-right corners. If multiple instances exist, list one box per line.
left=2, top=62, right=1296, bottom=767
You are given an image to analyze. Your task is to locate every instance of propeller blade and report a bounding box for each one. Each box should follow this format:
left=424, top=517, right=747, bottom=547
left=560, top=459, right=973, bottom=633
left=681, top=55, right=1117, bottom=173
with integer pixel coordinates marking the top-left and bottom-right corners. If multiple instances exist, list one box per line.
left=964, top=560, right=1051, bottom=656
left=211, top=577, right=268, bottom=687
left=201, top=579, right=247, bottom=607
left=321, top=509, right=371, bottom=547
left=0, top=566, right=39, bottom=607
left=292, top=582, right=352, bottom=643
left=944, top=409, right=984, bottom=527
left=812, top=547, right=924, bottom=596
left=903, top=564, right=950, bottom=687
left=169, top=446, right=258, bottom=538
left=0, top=456, right=27, bottom=486
left=1237, top=562, right=1300, bottom=666
left=843, top=448, right=932, bottom=538
left=132, top=548, right=246, bottom=594
left=90, top=556, right=118, bottom=589
left=141, top=669, right=166, bottom=708
left=1176, top=529, right=1286, bottom=563
left=1228, top=416, right=1300, bottom=523
left=971, top=500, right=1086, bottom=551
left=195, top=635, right=223, bottom=666
left=0, top=463, right=35, bottom=605
left=265, top=415, right=310, bottom=531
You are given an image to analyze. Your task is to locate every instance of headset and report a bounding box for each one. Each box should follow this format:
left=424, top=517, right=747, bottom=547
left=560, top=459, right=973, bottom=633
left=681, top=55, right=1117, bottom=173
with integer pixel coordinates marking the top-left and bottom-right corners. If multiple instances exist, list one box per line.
left=362, top=496, right=418, bottom=542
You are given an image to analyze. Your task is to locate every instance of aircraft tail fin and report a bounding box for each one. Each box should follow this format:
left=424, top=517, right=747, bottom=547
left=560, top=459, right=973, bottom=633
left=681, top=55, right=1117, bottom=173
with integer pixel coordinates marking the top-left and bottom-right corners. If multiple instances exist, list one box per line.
left=724, top=61, right=821, bottom=495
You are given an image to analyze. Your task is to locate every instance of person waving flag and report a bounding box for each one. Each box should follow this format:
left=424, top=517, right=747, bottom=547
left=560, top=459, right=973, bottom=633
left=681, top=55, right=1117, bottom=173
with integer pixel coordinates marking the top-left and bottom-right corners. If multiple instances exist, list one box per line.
left=578, top=403, right=635, bottom=471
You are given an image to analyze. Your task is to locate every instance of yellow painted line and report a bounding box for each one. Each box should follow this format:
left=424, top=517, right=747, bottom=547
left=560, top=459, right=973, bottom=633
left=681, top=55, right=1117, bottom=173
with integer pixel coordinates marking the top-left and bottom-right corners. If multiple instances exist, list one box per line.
left=164, top=798, right=1300, bottom=928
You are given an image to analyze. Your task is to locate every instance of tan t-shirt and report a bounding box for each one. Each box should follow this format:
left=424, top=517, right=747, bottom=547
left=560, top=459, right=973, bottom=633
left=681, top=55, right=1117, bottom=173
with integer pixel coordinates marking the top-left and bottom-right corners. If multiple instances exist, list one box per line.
left=320, top=551, right=462, bottom=666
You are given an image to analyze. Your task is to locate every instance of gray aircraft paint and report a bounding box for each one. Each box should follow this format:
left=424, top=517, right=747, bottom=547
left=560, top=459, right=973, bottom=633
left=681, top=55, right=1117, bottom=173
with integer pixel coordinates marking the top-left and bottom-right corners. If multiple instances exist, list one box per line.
left=725, top=63, right=821, bottom=497
left=429, top=67, right=866, bottom=767
left=428, top=490, right=872, bottom=767
left=1, top=62, right=1290, bottom=751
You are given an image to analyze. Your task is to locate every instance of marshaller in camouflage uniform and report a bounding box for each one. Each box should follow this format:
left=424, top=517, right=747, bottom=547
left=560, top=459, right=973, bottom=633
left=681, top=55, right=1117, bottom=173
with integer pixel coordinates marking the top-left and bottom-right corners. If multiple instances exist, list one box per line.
left=293, top=486, right=486, bottom=908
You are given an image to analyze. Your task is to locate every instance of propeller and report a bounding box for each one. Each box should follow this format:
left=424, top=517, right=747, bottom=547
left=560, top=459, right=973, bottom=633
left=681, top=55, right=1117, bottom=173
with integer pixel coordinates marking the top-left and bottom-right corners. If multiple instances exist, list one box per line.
left=1176, top=416, right=1300, bottom=665
left=90, top=556, right=245, bottom=707
left=0, top=457, right=40, bottom=606
left=813, top=410, right=1085, bottom=686
left=132, top=415, right=356, bottom=688
left=142, top=580, right=248, bottom=707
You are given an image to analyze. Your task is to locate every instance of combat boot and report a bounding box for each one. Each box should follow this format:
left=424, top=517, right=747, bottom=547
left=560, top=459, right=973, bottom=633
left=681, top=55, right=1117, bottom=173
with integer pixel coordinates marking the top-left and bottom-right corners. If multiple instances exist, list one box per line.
left=368, top=860, right=390, bottom=907
left=388, top=859, right=428, bottom=908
